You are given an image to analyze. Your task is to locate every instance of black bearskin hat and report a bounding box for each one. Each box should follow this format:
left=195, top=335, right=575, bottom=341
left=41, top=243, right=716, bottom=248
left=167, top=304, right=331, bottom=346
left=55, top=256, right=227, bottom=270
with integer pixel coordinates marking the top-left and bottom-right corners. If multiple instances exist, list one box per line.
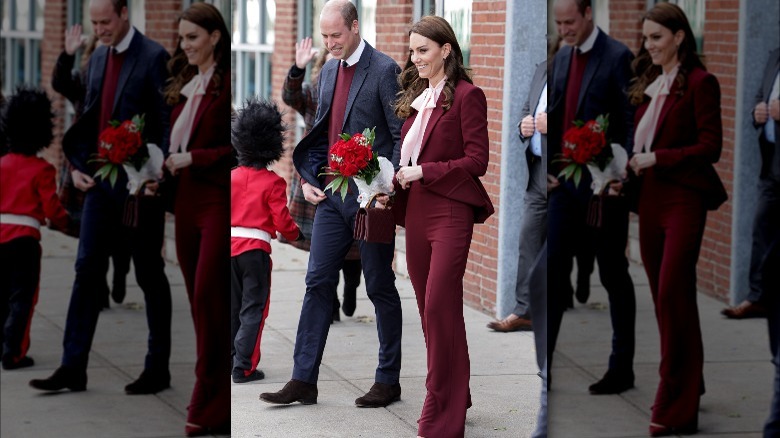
left=0, top=85, right=54, bottom=156
left=231, top=96, right=286, bottom=169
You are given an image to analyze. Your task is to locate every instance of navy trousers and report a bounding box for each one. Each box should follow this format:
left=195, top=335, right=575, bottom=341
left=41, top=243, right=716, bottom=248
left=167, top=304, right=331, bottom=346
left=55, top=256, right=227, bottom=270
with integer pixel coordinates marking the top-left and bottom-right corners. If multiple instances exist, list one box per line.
left=763, top=188, right=780, bottom=437
left=62, top=184, right=171, bottom=372
left=292, top=191, right=402, bottom=385
left=548, top=183, right=636, bottom=376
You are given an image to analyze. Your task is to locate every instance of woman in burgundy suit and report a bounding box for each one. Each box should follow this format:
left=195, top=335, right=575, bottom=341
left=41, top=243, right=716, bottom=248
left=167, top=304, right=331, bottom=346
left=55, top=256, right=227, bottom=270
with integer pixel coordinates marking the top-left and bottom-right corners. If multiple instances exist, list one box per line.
left=163, top=3, right=233, bottom=436
left=391, top=16, right=492, bottom=438
left=628, top=3, right=726, bottom=436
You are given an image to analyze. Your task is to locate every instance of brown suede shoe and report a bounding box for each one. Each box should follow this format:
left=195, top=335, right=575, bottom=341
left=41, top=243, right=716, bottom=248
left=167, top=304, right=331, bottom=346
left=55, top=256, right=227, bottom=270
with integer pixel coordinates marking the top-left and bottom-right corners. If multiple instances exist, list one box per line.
left=486, top=315, right=532, bottom=332
left=721, top=300, right=767, bottom=319
left=259, top=379, right=318, bottom=405
left=355, top=382, right=401, bottom=408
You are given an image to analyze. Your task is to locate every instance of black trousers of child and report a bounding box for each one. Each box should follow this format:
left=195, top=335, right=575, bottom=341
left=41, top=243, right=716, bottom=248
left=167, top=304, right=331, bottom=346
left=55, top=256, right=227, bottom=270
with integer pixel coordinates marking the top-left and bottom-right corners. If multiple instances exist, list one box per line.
left=230, top=249, right=271, bottom=377
left=1, top=237, right=41, bottom=364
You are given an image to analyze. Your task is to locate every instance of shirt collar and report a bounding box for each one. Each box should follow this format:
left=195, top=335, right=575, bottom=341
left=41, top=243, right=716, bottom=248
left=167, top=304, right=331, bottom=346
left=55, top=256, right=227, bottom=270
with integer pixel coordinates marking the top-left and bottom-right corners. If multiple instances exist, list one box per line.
left=343, top=39, right=366, bottom=68
left=576, top=26, right=599, bottom=54
left=113, top=26, right=135, bottom=54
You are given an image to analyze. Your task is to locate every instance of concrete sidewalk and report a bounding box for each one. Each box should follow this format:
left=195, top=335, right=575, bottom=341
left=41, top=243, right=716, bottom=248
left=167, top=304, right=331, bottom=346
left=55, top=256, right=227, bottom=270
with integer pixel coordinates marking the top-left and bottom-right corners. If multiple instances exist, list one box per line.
left=1, top=229, right=540, bottom=437
left=232, top=240, right=539, bottom=438
left=0, top=227, right=214, bottom=438
left=551, top=263, right=775, bottom=438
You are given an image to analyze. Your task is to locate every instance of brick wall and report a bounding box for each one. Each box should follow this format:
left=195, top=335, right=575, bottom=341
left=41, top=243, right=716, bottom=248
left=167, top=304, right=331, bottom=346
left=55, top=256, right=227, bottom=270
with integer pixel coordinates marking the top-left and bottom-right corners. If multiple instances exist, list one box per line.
left=145, top=0, right=183, bottom=53
left=270, top=0, right=298, bottom=184
left=375, top=0, right=414, bottom=65
left=41, top=0, right=69, bottom=171
left=609, top=1, right=738, bottom=302
left=465, top=0, right=506, bottom=313
left=697, top=0, right=739, bottom=301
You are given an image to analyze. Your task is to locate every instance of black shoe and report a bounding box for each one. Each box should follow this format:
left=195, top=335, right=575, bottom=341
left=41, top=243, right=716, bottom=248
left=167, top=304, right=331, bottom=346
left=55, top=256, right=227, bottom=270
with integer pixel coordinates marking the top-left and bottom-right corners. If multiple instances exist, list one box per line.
left=2, top=355, right=34, bottom=370
left=355, top=382, right=401, bottom=408
left=588, top=371, right=634, bottom=395
left=232, top=369, right=265, bottom=383
left=111, top=276, right=126, bottom=304
left=29, top=366, right=87, bottom=392
left=342, top=287, right=357, bottom=317
left=259, top=379, right=318, bottom=405
left=575, top=277, right=590, bottom=304
left=125, top=369, right=170, bottom=394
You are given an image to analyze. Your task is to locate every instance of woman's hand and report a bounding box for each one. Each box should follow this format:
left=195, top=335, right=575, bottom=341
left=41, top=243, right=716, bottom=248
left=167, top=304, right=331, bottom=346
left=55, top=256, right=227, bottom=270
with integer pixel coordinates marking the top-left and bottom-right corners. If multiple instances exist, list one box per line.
left=165, top=152, right=193, bottom=175
left=395, top=166, right=423, bottom=190
left=373, top=194, right=391, bottom=209
left=629, top=152, right=656, bottom=176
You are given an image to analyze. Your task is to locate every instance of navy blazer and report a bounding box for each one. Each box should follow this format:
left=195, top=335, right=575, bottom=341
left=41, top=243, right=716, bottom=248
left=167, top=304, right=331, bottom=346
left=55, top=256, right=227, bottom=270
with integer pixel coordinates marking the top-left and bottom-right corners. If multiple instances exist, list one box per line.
left=63, top=28, right=171, bottom=180
left=549, top=29, right=635, bottom=184
left=293, top=42, right=403, bottom=188
left=753, top=47, right=780, bottom=179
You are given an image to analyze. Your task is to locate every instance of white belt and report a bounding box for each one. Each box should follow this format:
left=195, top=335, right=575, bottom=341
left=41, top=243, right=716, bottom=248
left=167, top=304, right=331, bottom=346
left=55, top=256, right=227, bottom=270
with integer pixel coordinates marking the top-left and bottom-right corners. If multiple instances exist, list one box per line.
left=0, top=213, right=41, bottom=230
left=231, top=227, right=272, bottom=243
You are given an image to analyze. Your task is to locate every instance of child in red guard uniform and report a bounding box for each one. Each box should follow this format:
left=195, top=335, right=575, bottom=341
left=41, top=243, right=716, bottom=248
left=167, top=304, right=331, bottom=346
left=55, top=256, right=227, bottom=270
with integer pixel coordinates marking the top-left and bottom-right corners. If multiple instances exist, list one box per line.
left=0, top=86, right=72, bottom=370
left=230, top=97, right=300, bottom=383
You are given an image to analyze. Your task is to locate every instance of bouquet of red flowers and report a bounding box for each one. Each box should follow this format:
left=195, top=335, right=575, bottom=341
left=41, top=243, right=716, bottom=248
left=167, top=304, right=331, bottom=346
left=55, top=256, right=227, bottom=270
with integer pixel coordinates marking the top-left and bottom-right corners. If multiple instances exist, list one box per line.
left=91, top=114, right=152, bottom=188
left=322, top=127, right=392, bottom=202
left=555, top=114, right=617, bottom=188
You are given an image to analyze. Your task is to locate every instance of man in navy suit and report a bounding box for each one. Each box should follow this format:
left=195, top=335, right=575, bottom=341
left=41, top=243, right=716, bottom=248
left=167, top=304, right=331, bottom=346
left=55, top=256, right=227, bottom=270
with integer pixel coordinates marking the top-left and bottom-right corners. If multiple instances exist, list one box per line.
left=30, top=0, right=172, bottom=394
left=260, top=0, right=403, bottom=407
left=548, top=0, right=636, bottom=394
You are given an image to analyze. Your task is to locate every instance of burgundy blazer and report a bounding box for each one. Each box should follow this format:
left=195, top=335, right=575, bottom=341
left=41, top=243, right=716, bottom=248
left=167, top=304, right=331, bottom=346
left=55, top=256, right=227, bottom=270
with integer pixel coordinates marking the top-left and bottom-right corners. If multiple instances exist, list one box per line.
left=393, top=79, right=494, bottom=225
left=169, top=71, right=235, bottom=190
left=634, top=67, right=727, bottom=209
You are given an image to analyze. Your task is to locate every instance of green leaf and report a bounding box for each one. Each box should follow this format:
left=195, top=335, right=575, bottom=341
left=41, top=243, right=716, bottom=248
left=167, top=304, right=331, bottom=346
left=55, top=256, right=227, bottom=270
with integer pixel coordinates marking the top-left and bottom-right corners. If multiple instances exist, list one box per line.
left=323, top=176, right=341, bottom=195
left=339, top=133, right=352, bottom=141
left=573, top=166, right=582, bottom=187
left=108, top=166, right=118, bottom=187
left=339, top=177, right=349, bottom=201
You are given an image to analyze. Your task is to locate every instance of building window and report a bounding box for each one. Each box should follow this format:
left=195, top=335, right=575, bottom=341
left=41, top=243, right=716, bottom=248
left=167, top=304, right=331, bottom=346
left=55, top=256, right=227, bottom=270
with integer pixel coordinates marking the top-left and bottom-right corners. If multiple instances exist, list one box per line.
left=232, top=0, right=275, bottom=106
left=1, top=0, right=44, bottom=94
left=413, top=0, right=472, bottom=65
left=655, top=0, right=705, bottom=53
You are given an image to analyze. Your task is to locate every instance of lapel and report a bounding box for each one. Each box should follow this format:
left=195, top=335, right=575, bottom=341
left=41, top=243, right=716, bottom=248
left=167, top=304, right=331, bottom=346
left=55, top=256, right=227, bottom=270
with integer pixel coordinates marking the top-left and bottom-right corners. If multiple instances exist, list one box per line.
left=318, top=61, right=338, bottom=123
left=530, top=62, right=547, bottom=113
left=419, top=94, right=446, bottom=156
left=577, top=31, right=605, bottom=114
left=651, top=80, right=682, bottom=148
left=552, top=48, right=571, bottom=113
left=113, top=29, right=141, bottom=115
left=85, top=48, right=109, bottom=114
left=763, top=50, right=780, bottom=101
left=342, top=42, right=372, bottom=132
left=190, top=81, right=218, bottom=145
